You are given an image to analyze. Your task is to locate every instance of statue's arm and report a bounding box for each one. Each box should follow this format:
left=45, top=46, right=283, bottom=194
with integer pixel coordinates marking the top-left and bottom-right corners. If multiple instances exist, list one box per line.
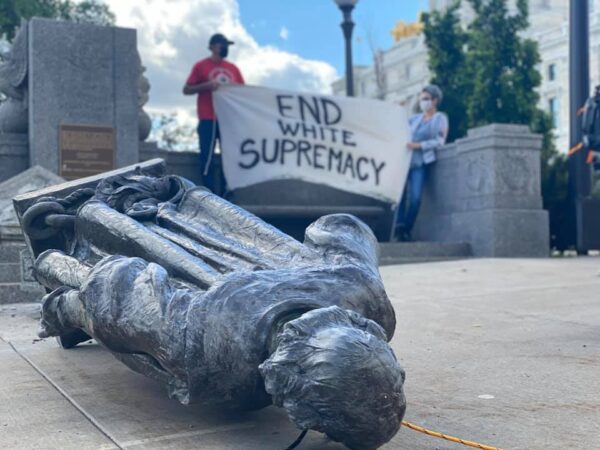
left=303, top=214, right=380, bottom=273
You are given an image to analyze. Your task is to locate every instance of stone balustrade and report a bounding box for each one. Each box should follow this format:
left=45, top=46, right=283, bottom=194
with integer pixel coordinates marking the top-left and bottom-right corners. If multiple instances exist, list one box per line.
left=413, top=124, right=549, bottom=257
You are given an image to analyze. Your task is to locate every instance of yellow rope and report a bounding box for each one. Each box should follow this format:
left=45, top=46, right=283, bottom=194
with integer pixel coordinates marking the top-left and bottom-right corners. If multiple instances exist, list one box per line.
left=401, top=420, right=502, bottom=450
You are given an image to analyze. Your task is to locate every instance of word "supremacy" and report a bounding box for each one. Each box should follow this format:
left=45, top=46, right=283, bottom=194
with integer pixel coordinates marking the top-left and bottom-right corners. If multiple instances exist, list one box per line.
left=238, top=138, right=386, bottom=186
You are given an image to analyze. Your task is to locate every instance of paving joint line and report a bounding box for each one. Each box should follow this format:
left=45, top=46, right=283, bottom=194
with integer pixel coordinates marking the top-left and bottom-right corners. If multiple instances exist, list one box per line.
left=6, top=340, right=124, bottom=450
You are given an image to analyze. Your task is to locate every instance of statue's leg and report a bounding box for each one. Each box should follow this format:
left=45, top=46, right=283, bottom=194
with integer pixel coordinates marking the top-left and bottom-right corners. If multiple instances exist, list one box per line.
left=37, top=278, right=189, bottom=396
left=155, top=188, right=319, bottom=269
left=35, top=250, right=190, bottom=380
left=74, top=200, right=219, bottom=289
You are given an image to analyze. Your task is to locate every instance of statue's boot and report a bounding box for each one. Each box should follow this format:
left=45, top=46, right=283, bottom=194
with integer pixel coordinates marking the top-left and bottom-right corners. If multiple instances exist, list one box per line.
left=38, top=286, right=86, bottom=339
left=35, top=251, right=91, bottom=348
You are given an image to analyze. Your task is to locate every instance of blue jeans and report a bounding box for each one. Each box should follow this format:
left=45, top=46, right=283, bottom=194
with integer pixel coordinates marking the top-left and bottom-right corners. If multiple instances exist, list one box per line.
left=197, top=120, right=221, bottom=193
left=396, top=165, right=427, bottom=233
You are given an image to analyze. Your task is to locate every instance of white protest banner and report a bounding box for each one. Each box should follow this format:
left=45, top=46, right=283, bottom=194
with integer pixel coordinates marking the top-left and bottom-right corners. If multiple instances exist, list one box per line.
left=213, top=85, right=411, bottom=204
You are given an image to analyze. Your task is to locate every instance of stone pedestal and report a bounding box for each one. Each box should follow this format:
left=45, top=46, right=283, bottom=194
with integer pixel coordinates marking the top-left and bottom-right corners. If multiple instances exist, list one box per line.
left=28, top=18, right=139, bottom=175
left=0, top=133, right=29, bottom=182
left=413, top=124, right=549, bottom=257
left=0, top=166, right=64, bottom=304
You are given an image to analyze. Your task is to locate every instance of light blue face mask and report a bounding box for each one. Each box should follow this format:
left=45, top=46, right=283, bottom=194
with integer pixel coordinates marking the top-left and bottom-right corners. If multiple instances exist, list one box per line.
left=420, top=99, right=433, bottom=112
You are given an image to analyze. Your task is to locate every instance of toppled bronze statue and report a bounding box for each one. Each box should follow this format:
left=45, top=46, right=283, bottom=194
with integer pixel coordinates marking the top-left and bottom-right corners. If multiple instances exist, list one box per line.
left=16, top=162, right=406, bottom=450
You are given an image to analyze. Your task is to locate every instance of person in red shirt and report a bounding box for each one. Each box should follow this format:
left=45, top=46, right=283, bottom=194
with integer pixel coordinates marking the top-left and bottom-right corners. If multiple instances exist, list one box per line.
left=183, top=33, right=244, bottom=193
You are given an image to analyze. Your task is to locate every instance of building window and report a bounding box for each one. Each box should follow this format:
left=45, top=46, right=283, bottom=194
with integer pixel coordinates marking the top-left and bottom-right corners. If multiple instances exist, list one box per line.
left=548, top=63, right=556, bottom=81
left=405, top=64, right=412, bottom=80
left=549, top=97, right=560, bottom=128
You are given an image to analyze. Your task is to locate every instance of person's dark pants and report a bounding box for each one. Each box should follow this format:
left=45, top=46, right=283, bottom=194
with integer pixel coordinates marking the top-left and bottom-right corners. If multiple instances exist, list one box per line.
left=198, top=120, right=222, bottom=194
left=395, top=165, right=427, bottom=236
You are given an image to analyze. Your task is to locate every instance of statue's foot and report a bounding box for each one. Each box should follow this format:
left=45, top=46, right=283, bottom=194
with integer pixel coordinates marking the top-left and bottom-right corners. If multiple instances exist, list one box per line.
left=38, top=288, right=91, bottom=348
left=38, top=286, right=86, bottom=343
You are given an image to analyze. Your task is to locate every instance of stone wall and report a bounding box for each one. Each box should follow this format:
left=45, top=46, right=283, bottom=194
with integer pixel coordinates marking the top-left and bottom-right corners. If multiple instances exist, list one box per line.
left=413, top=124, right=549, bottom=257
left=0, top=133, right=29, bottom=182
left=140, top=124, right=549, bottom=256
left=139, top=143, right=202, bottom=185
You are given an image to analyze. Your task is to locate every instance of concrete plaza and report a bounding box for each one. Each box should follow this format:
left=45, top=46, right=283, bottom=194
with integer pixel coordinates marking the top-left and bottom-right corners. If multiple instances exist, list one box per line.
left=1, top=257, right=599, bottom=449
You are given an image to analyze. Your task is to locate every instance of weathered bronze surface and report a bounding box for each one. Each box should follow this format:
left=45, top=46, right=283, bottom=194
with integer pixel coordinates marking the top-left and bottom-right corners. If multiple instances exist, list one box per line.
left=15, top=162, right=406, bottom=450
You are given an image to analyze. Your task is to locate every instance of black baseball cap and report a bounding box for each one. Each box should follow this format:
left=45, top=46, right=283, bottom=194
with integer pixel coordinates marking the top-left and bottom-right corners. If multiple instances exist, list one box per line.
left=209, top=33, right=234, bottom=46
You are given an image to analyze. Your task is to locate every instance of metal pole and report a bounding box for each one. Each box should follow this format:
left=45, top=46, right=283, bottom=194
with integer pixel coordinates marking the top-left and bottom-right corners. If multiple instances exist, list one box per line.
left=569, top=0, right=592, bottom=199
left=340, top=5, right=355, bottom=96
left=569, top=0, right=593, bottom=250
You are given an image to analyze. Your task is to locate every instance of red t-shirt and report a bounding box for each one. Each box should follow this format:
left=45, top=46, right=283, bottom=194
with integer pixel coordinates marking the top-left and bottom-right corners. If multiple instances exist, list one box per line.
left=185, top=58, right=245, bottom=120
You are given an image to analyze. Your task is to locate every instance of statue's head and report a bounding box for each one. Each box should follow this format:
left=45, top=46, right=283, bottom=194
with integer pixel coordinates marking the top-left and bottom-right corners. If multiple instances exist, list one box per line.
left=259, top=306, right=406, bottom=450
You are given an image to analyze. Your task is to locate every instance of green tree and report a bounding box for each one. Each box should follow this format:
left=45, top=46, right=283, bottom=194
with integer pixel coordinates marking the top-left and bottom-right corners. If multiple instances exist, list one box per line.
left=532, top=111, right=570, bottom=248
left=60, top=0, right=115, bottom=27
left=150, top=113, right=197, bottom=153
left=0, top=0, right=115, bottom=42
left=422, top=1, right=471, bottom=142
left=423, top=0, right=543, bottom=137
left=467, top=0, right=540, bottom=126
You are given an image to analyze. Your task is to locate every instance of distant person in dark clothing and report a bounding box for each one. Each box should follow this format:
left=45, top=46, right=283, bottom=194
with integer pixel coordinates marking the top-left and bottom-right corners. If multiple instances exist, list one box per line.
left=396, top=85, right=449, bottom=241
left=183, top=33, right=244, bottom=194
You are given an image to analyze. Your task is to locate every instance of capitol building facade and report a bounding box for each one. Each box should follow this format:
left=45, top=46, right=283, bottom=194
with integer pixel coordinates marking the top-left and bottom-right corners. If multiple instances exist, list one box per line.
left=332, top=0, right=599, bottom=153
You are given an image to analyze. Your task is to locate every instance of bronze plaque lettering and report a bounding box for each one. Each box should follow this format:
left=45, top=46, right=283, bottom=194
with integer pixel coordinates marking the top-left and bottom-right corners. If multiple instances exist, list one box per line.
left=59, top=124, right=115, bottom=180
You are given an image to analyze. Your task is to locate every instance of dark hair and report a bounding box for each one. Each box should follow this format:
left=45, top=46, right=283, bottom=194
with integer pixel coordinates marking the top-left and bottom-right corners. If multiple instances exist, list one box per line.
left=422, top=84, right=443, bottom=104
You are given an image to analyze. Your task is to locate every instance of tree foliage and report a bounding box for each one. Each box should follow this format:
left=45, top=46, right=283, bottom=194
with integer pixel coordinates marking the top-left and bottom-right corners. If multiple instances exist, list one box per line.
left=423, top=0, right=544, bottom=138
left=532, top=110, right=570, bottom=248
left=466, top=0, right=541, bottom=126
left=0, top=0, right=115, bottom=42
left=422, top=1, right=470, bottom=142
left=150, top=113, right=197, bottom=153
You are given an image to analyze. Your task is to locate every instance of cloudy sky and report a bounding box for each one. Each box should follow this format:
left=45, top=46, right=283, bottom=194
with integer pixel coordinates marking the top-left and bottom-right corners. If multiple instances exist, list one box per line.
left=104, top=0, right=422, bottom=128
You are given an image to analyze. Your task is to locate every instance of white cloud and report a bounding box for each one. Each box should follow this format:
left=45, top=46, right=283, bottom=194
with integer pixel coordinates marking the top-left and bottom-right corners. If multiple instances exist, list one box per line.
left=279, top=26, right=289, bottom=40
left=104, top=0, right=338, bottom=130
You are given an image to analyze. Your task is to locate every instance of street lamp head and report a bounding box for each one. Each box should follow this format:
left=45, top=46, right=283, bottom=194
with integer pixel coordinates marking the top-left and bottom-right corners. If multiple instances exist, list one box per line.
left=335, top=0, right=359, bottom=8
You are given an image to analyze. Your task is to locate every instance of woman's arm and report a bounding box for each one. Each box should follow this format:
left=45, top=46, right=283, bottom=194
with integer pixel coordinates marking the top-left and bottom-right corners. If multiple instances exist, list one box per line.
left=419, top=113, right=449, bottom=150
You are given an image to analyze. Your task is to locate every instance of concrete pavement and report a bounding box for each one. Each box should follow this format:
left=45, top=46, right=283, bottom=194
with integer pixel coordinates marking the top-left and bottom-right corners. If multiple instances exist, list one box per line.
left=1, top=257, right=599, bottom=449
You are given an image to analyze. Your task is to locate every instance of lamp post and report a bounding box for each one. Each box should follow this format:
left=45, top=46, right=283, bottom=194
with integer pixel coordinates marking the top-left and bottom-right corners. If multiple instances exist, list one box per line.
left=569, top=0, right=592, bottom=204
left=569, top=0, right=596, bottom=252
left=334, top=0, right=359, bottom=97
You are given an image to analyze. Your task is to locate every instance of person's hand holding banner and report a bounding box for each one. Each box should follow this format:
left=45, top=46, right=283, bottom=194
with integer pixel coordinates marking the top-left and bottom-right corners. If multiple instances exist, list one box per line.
left=213, top=85, right=411, bottom=204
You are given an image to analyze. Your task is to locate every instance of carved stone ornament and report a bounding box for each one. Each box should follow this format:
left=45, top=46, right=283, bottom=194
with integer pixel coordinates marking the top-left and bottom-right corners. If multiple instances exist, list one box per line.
left=0, top=21, right=28, bottom=133
left=136, top=51, right=152, bottom=141
left=15, top=163, right=406, bottom=450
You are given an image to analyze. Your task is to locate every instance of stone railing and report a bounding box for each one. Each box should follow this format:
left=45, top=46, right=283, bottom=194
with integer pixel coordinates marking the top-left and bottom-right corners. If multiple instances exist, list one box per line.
left=140, top=142, right=202, bottom=185
left=412, top=124, right=549, bottom=257
left=3, top=124, right=549, bottom=258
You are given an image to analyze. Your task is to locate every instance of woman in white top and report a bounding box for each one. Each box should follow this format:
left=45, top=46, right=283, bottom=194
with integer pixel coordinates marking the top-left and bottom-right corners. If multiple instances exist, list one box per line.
left=396, top=85, right=449, bottom=241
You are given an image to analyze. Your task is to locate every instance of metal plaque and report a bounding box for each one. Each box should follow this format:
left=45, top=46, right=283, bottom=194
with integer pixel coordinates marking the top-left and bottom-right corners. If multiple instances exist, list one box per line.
left=59, top=124, right=115, bottom=180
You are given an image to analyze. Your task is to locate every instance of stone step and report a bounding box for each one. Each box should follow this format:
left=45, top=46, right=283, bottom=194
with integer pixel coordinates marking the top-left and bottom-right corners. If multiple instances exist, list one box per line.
left=0, top=243, right=27, bottom=264
left=379, top=242, right=472, bottom=265
left=0, top=283, right=45, bottom=305
left=0, top=263, right=22, bottom=283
